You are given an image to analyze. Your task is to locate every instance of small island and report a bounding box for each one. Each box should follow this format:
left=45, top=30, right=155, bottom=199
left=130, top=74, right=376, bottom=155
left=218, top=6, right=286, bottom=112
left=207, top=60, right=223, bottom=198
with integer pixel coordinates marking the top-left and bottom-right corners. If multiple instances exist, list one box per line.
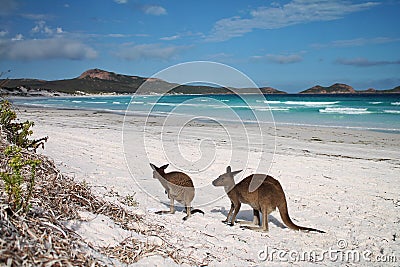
left=300, top=83, right=400, bottom=94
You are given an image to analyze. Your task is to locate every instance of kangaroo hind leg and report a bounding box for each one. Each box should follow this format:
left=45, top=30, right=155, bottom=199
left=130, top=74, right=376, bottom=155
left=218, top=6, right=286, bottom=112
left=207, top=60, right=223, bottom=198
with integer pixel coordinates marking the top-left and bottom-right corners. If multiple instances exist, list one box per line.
left=155, top=197, right=175, bottom=215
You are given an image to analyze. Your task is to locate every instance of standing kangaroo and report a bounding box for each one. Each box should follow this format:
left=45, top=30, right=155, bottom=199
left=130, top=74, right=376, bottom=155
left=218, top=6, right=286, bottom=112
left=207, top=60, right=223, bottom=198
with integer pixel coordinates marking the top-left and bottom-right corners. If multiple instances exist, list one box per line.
left=212, top=166, right=325, bottom=233
left=150, top=163, right=204, bottom=221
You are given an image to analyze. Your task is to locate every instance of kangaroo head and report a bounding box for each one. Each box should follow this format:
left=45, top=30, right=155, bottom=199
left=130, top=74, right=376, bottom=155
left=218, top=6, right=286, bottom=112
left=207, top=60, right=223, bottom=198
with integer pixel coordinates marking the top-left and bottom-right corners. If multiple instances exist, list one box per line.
left=149, top=163, right=169, bottom=179
left=212, top=166, right=242, bottom=188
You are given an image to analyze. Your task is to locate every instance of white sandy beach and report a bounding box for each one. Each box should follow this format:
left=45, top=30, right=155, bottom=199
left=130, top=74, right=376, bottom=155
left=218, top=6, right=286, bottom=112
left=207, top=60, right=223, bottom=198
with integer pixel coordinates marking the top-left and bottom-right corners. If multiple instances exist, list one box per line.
left=17, top=106, right=399, bottom=266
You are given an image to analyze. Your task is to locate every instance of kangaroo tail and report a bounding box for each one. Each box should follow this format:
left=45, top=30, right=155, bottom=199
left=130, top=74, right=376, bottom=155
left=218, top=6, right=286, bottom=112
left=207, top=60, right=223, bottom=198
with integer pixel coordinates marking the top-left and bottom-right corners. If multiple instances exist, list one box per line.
left=191, top=208, right=204, bottom=215
left=297, top=226, right=325, bottom=233
left=182, top=208, right=204, bottom=221
left=278, top=199, right=325, bottom=234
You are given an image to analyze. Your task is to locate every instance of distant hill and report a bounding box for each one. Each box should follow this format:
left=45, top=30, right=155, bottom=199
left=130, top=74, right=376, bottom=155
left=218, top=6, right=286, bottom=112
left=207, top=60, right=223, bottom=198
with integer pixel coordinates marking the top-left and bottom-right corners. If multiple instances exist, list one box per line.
left=300, top=83, right=400, bottom=94
left=300, top=83, right=356, bottom=94
left=357, top=88, right=377, bottom=93
left=0, top=68, right=285, bottom=95
left=1, top=69, right=399, bottom=96
left=259, top=87, right=287, bottom=94
left=381, top=86, right=400, bottom=93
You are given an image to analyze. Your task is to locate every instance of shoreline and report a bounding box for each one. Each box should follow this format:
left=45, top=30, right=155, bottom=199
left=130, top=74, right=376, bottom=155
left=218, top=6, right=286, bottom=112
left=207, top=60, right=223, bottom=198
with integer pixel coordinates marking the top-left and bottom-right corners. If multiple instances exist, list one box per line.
left=14, top=105, right=400, bottom=150
left=13, top=100, right=400, bottom=134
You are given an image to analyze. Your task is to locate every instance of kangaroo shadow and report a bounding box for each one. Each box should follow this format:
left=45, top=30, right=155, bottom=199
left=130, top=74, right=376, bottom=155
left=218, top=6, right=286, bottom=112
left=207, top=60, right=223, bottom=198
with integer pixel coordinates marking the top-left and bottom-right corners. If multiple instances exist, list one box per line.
left=158, top=200, right=187, bottom=213
left=210, top=206, right=286, bottom=229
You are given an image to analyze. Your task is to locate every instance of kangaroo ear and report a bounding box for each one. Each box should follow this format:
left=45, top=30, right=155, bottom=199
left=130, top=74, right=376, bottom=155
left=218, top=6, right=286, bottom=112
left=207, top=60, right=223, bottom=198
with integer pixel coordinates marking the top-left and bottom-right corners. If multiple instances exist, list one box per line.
left=149, top=163, right=156, bottom=171
left=226, top=166, right=232, bottom=173
left=160, top=164, right=169, bottom=170
left=231, top=170, right=243, bottom=176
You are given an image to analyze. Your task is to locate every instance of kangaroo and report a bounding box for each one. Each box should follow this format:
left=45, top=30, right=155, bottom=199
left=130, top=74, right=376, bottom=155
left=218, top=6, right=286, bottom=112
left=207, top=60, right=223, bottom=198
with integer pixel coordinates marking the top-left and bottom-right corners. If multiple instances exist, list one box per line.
left=212, top=166, right=325, bottom=233
left=150, top=163, right=204, bottom=220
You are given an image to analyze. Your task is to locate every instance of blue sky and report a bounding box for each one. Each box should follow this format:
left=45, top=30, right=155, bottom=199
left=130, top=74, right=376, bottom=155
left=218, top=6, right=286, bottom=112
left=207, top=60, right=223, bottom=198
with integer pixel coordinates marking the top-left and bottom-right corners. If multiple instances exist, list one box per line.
left=0, top=0, right=399, bottom=92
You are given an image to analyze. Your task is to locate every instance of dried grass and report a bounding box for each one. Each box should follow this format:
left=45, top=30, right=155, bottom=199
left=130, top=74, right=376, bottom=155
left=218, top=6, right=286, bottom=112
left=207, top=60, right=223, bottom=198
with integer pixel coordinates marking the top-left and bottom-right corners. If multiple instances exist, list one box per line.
left=0, top=135, right=111, bottom=266
left=0, top=132, right=208, bottom=266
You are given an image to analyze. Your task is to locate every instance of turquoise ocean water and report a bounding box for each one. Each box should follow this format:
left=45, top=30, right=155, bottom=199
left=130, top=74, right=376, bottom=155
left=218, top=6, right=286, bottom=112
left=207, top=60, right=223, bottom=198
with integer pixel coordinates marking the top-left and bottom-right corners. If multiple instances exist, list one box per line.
left=12, top=94, right=400, bottom=133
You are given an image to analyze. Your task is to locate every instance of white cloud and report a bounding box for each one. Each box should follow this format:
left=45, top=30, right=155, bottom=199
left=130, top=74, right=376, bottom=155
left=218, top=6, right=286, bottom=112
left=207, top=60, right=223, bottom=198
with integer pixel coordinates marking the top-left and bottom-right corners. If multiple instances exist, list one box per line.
left=160, top=31, right=205, bottom=41
left=113, top=2, right=166, bottom=15
left=21, top=13, right=49, bottom=20
left=205, top=52, right=237, bottom=64
left=11, top=33, right=23, bottom=41
left=335, top=57, right=400, bottom=67
left=252, top=53, right=303, bottom=64
left=108, top=33, right=126, bottom=38
left=0, top=38, right=97, bottom=60
left=86, top=33, right=148, bottom=38
left=312, top=37, right=400, bottom=48
left=31, top=21, right=50, bottom=34
left=142, top=5, right=167, bottom=15
left=207, top=52, right=233, bottom=60
left=31, top=21, right=64, bottom=36
left=116, top=43, right=189, bottom=61
left=160, top=35, right=180, bottom=41
left=31, top=25, right=40, bottom=33
left=207, top=0, right=380, bottom=42
left=44, top=27, right=53, bottom=35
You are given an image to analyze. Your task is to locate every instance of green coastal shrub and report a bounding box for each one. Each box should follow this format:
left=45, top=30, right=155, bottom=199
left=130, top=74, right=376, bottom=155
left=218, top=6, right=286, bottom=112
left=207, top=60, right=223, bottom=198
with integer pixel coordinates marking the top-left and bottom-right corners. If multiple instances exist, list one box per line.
left=0, top=99, right=45, bottom=213
left=1, top=146, right=41, bottom=212
left=0, top=99, right=17, bottom=128
left=0, top=99, right=48, bottom=150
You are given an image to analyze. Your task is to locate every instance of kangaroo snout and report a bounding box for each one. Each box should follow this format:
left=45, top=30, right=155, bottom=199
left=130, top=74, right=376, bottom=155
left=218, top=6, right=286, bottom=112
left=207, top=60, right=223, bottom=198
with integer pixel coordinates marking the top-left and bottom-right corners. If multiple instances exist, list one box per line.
left=212, top=178, right=221, bottom=186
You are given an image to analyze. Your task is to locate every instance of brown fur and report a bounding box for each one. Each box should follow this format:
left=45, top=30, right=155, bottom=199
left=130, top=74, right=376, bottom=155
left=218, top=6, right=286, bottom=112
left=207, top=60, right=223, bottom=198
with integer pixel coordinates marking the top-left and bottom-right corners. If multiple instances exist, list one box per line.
left=150, top=163, right=204, bottom=220
left=212, top=166, right=325, bottom=233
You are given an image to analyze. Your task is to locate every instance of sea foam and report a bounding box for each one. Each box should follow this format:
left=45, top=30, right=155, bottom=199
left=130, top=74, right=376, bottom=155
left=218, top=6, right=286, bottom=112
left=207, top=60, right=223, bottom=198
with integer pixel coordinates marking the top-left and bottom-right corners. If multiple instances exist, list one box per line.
left=285, top=101, right=339, bottom=107
left=384, top=110, right=400, bottom=114
left=319, top=107, right=371, bottom=115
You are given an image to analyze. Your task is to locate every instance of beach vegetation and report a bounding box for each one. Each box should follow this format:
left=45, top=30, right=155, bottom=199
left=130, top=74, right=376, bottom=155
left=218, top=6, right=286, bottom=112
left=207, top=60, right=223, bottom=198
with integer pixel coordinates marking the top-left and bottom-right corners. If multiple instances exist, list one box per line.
left=0, top=100, right=45, bottom=213
left=122, top=193, right=139, bottom=207
left=0, top=99, right=48, bottom=150
left=0, top=145, right=40, bottom=212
